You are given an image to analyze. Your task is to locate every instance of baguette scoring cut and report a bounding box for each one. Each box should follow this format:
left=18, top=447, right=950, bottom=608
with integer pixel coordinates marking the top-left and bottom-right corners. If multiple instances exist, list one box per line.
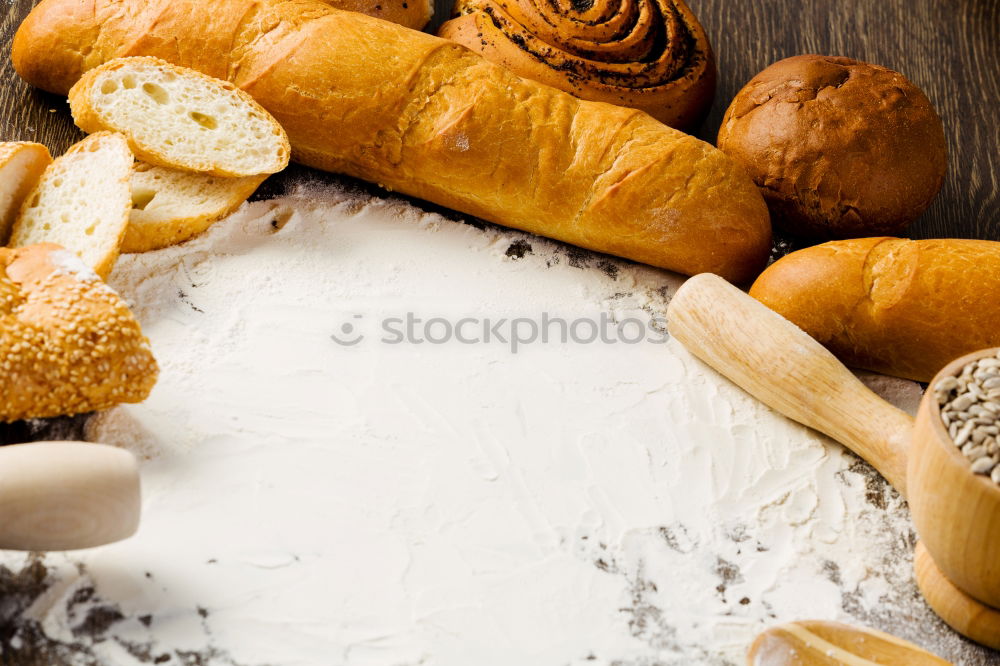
left=69, top=57, right=290, bottom=178
left=9, top=132, right=133, bottom=280
left=0, top=243, right=158, bottom=422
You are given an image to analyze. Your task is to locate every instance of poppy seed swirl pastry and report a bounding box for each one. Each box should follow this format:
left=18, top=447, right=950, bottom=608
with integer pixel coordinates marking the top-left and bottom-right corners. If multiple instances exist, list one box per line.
left=437, top=0, right=716, bottom=129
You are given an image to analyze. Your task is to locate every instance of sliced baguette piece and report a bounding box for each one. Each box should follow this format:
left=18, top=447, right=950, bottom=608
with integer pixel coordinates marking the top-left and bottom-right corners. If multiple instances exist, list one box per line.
left=0, top=142, right=52, bottom=245
left=125, top=163, right=266, bottom=252
left=10, top=132, right=133, bottom=280
left=0, top=243, right=158, bottom=422
left=69, top=57, right=290, bottom=177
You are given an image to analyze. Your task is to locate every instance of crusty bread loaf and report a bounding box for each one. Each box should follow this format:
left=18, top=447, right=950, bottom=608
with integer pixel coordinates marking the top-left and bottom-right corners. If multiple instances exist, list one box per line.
left=9, top=132, right=133, bottom=280
left=0, top=142, right=51, bottom=245
left=749, top=238, right=1000, bottom=382
left=438, top=0, right=715, bottom=129
left=13, top=0, right=771, bottom=283
left=718, top=56, right=947, bottom=239
left=0, top=243, right=158, bottom=422
left=125, top=163, right=266, bottom=252
left=69, top=57, right=290, bottom=177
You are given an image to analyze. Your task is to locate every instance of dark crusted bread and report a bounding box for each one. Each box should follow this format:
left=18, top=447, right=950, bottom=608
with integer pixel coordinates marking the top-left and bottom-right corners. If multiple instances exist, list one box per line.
left=718, top=55, right=946, bottom=239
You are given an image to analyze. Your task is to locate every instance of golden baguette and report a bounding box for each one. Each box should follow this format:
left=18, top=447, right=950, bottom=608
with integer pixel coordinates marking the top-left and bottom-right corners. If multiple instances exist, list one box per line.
left=12, top=0, right=771, bottom=282
left=750, top=237, right=1000, bottom=383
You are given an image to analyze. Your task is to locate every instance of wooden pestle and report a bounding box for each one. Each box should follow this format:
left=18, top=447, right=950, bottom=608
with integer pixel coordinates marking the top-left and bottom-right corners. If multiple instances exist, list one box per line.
left=0, top=441, right=140, bottom=551
left=666, top=273, right=1000, bottom=649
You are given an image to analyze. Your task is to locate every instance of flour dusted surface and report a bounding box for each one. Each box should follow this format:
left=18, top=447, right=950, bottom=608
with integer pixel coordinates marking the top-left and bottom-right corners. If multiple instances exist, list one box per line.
left=0, top=182, right=991, bottom=664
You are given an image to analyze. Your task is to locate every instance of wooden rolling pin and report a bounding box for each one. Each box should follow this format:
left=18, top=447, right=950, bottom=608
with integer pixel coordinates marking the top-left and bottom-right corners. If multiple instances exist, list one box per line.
left=748, top=620, right=951, bottom=665
left=0, top=442, right=140, bottom=551
left=667, top=274, right=1000, bottom=649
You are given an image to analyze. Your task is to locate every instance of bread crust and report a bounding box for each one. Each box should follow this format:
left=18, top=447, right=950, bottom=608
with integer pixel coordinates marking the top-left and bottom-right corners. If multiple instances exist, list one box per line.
left=749, top=238, right=1000, bottom=382
left=437, top=0, right=715, bottom=129
left=14, top=0, right=771, bottom=282
left=0, top=243, right=158, bottom=422
left=0, top=142, right=52, bottom=245
left=718, top=55, right=947, bottom=239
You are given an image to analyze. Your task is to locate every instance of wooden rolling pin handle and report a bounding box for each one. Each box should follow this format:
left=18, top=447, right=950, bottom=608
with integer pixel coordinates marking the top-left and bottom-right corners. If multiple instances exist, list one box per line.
left=0, top=441, right=141, bottom=551
left=666, top=274, right=914, bottom=497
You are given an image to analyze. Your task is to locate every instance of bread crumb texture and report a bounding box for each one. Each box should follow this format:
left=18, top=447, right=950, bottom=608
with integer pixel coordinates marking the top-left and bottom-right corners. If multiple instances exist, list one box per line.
left=70, top=57, right=290, bottom=177
left=10, top=132, right=133, bottom=279
left=124, top=162, right=266, bottom=252
left=0, top=243, right=158, bottom=422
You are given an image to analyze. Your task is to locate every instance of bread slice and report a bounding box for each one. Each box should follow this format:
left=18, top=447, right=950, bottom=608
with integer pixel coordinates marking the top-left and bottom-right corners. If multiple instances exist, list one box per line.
left=0, top=243, right=158, bottom=421
left=0, top=142, right=52, bottom=245
left=124, top=163, right=266, bottom=252
left=9, top=132, right=133, bottom=280
left=69, top=57, right=290, bottom=177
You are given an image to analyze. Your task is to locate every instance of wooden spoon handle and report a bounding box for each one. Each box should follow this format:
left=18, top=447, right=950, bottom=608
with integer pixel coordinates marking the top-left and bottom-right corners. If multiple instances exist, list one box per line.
left=0, top=441, right=140, bottom=551
left=748, top=620, right=952, bottom=665
left=667, top=274, right=914, bottom=496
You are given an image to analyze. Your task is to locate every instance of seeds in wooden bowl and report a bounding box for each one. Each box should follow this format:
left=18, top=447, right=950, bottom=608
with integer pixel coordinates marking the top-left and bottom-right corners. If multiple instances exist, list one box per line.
left=935, top=352, right=1000, bottom=486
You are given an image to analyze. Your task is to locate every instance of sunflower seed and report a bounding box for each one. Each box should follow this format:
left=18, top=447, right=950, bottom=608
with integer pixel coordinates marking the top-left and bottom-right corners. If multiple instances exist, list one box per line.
left=965, top=445, right=988, bottom=460
left=935, top=377, right=959, bottom=393
left=955, top=422, right=977, bottom=446
left=951, top=394, right=977, bottom=411
left=971, top=456, right=997, bottom=474
left=993, top=466, right=1000, bottom=484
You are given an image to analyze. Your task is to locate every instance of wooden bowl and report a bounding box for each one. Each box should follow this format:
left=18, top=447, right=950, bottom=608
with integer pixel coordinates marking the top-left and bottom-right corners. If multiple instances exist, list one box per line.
left=909, top=348, right=1000, bottom=646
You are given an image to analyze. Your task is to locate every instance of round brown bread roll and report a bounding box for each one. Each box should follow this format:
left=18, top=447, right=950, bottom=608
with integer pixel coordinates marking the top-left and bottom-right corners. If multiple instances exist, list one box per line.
left=1, top=243, right=159, bottom=422
left=438, top=0, right=716, bottom=129
left=749, top=237, right=1000, bottom=383
left=718, top=55, right=947, bottom=239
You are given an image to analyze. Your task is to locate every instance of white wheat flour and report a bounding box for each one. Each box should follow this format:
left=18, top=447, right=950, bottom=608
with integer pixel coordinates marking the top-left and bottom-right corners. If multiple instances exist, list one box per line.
left=1, top=181, right=990, bottom=665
